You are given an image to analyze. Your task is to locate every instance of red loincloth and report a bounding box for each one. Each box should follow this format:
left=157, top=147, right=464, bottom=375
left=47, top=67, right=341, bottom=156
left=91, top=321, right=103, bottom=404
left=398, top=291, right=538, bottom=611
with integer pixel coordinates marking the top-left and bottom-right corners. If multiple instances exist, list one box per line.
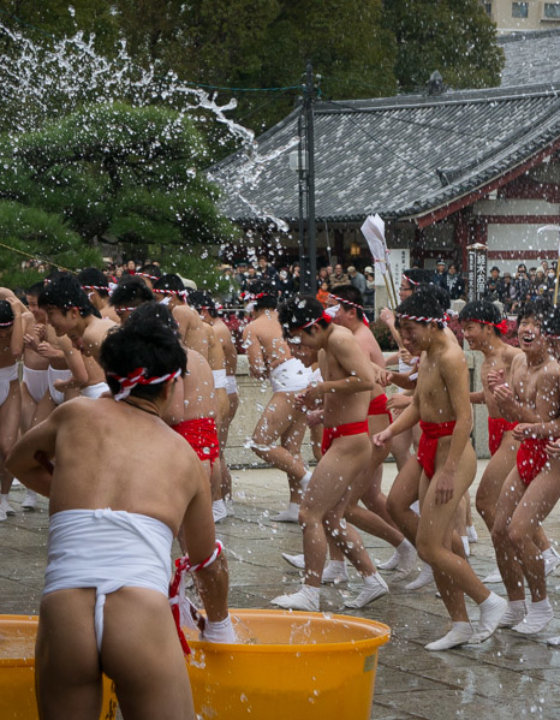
left=368, top=394, right=393, bottom=423
left=516, top=437, right=553, bottom=486
left=488, top=417, right=518, bottom=457
left=172, top=417, right=220, bottom=466
left=416, top=420, right=457, bottom=480
left=321, top=420, right=369, bottom=456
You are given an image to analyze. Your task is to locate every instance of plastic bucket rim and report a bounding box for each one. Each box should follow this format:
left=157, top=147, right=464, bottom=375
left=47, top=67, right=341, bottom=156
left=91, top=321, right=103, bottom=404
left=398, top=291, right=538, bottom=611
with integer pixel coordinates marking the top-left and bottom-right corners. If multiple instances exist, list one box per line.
left=188, top=608, right=391, bottom=654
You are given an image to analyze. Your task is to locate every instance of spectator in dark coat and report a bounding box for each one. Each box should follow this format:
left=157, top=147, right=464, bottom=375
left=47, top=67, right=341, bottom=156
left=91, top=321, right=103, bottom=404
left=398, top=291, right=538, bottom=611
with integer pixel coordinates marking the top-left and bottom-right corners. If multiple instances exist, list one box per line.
left=443, top=263, right=466, bottom=300
left=431, top=259, right=448, bottom=288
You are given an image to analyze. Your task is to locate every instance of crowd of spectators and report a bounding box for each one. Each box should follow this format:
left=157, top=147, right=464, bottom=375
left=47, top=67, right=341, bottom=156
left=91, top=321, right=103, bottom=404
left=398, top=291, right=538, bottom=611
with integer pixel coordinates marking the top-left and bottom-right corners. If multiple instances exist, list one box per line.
left=69, top=254, right=557, bottom=317
left=484, top=262, right=557, bottom=311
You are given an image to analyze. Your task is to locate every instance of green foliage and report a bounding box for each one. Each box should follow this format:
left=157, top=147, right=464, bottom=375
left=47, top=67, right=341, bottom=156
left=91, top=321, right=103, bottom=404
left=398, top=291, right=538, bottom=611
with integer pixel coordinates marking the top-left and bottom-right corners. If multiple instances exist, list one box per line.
left=0, top=103, right=238, bottom=258
left=0, top=200, right=102, bottom=287
left=382, top=0, right=504, bottom=91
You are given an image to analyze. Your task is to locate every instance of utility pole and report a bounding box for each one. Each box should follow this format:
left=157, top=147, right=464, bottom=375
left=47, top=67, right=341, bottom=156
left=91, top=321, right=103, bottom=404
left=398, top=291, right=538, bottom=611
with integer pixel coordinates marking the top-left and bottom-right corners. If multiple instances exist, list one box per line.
left=304, top=61, right=317, bottom=294
left=297, top=111, right=306, bottom=294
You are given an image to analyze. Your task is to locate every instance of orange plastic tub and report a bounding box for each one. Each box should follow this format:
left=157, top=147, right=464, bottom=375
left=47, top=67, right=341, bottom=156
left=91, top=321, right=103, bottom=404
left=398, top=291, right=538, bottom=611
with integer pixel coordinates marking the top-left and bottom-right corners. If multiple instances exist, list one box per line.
left=0, top=615, right=117, bottom=719
left=185, top=609, right=390, bottom=720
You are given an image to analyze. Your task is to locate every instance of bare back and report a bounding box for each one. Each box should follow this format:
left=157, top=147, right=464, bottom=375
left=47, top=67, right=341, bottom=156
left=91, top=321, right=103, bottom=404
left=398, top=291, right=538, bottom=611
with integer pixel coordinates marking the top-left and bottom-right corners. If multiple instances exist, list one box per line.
left=211, top=318, right=238, bottom=376
left=204, top=324, right=226, bottom=372
left=173, top=305, right=208, bottom=358
left=242, top=310, right=292, bottom=378
left=353, top=323, right=385, bottom=400
left=164, top=349, right=217, bottom=424
left=46, top=399, right=203, bottom=536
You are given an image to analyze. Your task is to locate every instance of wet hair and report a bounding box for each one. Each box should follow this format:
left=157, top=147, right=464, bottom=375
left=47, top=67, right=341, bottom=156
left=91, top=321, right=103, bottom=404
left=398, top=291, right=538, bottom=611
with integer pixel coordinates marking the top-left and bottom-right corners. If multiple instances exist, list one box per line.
left=26, top=282, right=46, bottom=298
left=78, top=268, right=110, bottom=298
left=100, top=305, right=186, bottom=400
left=422, top=283, right=450, bottom=311
left=189, top=291, right=218, bottom=318
left=459, top=300, right=504, bottom=337
left=517, top=298, right=552, bottom=327
left=543, top=305, right=560, bottom=338
left=248, top=280, right=277, bottom=310
left=137, top=264, right=162, bottom=281
left=38, top=273, right=95, bottom=317
left=402, top=268, right=431, bottom=288
left=278, top=295, right=329, bottom=336
left=153, top=274, right=186, bottom=294
left=0, top=300, right=14, bottom=326
left=328, top=284, right=364, bottom=320
left=126, top=301, right=179, bottom=334
left=395, top=291, right=445, bottom=330
left=109, top=277, right=154, bottom=307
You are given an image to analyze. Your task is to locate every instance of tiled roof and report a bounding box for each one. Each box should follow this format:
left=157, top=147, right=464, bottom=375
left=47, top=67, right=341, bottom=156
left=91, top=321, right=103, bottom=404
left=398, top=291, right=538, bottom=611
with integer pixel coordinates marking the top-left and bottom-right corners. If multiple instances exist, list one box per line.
left=212, top=84, right=560, bottom=224
left=499, top=29, right=560, bottom=87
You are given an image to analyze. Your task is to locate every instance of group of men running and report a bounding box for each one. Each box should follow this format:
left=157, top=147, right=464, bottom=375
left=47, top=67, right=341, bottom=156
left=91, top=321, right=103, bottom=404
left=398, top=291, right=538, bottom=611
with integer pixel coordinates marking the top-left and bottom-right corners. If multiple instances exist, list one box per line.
left=3, top=263, right=560, bottom=717
left=238, top=273, right=560, bottom=652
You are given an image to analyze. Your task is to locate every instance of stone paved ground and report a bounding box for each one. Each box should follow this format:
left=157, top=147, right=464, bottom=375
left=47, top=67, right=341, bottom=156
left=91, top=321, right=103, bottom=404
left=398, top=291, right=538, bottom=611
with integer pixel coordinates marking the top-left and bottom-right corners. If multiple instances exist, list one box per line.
left=3, top=461, right=560, bottom=719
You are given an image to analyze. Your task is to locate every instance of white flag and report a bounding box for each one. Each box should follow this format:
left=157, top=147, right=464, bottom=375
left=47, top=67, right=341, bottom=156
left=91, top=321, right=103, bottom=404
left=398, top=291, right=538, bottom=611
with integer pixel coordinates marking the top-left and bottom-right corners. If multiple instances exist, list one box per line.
left=361, top=214, right=389, bottom=276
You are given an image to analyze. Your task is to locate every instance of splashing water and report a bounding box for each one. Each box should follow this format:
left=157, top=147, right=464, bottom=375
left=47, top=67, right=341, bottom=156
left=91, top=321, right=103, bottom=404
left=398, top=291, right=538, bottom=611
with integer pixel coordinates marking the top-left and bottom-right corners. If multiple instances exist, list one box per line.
left=0, top=22, right=296, bottom=233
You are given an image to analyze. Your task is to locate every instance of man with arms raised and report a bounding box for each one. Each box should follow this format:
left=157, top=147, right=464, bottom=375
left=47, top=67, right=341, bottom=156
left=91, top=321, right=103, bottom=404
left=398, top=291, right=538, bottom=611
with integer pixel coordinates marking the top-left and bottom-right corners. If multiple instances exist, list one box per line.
left=7, top=307, right=233, bottom=720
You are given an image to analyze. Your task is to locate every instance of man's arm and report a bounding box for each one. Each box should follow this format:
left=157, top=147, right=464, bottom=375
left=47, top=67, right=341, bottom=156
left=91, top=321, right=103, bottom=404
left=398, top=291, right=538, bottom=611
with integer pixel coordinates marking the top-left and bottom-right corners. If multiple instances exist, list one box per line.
left=373, top=392, right=420, bottom=447
left=181, top=460, right=229, bottom=623
left=7, top=297, right=24, bottom=358
left=6, top=409, right=61, bottom=496
left=436, top=350, right=473, bottom=504
left=242, top=326, right=266, bottom=379
left=58, top=335, right=89, bottom=387
left=318, top=332, right=375, bottom=396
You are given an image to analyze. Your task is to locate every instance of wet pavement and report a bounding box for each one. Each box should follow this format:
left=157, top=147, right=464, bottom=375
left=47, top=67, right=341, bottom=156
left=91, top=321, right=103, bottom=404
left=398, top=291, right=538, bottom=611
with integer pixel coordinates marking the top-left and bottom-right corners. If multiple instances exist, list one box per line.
left=3, top=461, right=560, bottom=719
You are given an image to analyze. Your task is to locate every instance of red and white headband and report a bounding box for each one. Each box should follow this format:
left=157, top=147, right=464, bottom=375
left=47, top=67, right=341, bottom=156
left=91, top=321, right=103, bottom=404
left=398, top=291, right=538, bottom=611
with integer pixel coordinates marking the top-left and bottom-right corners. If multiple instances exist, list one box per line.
left=466, top=318, right=508, bottom=335
left=328, top=293, right=370, bottom=326
left=153, top=288, right=188, bottom=302
left=397, top=313, right=447, bottom=328
left=107, top=366, right=182, bottom=401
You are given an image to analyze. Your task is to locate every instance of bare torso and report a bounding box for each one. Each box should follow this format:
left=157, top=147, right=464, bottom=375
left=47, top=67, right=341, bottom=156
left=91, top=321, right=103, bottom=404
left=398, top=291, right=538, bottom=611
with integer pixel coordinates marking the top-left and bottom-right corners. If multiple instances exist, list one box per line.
left=416, top=337, right=468, bottom=423
left=48, top=399, right=199, bottom=535
left=172, top=305, right=208, bottom=359
left=481, top=344, right=520, bottom=418
left=511, top=353, right=560, bottom=423
left=203, top=324, right=226, bottom=372
left=23, top=313, right=49, bottom=371
left=242, top=310, right=292, bottom=378
left=322, top=325, right=371, bottom=427
left=211, top=318, right=237, bottom=376
left=164, top=349, right=217, bottom=424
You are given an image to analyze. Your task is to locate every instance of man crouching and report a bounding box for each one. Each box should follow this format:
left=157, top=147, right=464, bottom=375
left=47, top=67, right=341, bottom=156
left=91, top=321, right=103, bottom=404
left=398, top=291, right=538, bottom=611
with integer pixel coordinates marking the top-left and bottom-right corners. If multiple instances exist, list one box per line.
left=7, top=308, right=233, bottom=720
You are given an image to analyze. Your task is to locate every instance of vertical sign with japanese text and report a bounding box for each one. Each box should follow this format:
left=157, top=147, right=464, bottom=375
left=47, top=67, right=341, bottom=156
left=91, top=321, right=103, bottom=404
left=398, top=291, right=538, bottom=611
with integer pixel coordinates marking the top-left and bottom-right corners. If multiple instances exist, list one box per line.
left=467, top=244, right=488, bottom=301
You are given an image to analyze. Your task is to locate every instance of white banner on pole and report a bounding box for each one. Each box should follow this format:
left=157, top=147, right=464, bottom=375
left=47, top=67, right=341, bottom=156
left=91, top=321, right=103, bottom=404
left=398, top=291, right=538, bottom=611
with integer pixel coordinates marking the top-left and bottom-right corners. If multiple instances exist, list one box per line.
left=376, top=249, right=409, bottom=290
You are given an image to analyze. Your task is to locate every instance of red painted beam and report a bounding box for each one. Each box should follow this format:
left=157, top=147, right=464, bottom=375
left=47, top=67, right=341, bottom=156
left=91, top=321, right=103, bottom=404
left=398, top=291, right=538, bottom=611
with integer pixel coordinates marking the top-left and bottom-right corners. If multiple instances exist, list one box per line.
left=415, top=138, right=560, bottom=229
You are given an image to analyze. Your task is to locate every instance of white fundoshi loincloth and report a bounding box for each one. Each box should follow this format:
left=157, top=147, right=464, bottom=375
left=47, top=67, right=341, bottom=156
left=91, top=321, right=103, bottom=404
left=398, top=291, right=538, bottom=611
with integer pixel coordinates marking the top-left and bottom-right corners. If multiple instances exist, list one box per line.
left=44, top=508, right=173, bottom=651
left=269, top=358, right=311, bottom=394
